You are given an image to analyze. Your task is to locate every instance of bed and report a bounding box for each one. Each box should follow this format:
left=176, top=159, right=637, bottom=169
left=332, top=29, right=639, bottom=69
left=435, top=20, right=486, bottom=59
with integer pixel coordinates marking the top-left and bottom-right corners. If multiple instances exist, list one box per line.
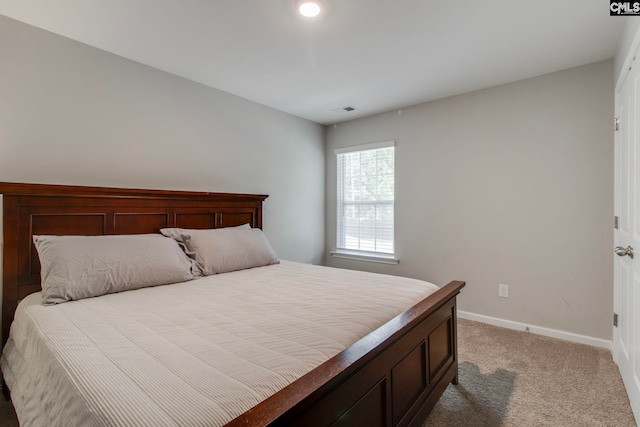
left=0, top=182, right=465, bottom=427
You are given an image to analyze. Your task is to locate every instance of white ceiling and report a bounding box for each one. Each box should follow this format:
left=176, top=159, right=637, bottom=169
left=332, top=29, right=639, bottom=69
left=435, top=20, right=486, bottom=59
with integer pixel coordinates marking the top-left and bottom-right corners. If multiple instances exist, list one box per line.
left=0, top=0, right=625, bottom=125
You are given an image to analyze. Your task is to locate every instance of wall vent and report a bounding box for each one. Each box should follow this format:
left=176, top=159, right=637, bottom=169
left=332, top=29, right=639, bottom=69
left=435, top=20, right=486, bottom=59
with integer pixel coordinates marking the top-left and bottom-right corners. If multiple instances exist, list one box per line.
left=331, top=106, right=357, bottom=113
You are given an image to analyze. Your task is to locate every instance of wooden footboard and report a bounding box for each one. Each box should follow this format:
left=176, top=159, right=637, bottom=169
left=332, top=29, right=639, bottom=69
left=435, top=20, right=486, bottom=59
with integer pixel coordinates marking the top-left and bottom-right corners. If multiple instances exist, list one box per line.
left=228, top=280, right=465, bottom=427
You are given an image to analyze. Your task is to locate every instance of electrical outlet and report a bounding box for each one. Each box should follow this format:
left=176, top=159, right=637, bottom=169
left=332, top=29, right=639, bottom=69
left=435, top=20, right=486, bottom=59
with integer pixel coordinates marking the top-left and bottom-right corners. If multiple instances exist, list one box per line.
left=499, top=284, right=509, bottom=298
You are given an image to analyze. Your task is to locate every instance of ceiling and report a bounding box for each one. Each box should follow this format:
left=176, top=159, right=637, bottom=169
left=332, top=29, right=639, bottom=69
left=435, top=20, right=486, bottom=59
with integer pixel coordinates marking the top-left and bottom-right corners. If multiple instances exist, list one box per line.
left=0, top=0, right=625, bottom=125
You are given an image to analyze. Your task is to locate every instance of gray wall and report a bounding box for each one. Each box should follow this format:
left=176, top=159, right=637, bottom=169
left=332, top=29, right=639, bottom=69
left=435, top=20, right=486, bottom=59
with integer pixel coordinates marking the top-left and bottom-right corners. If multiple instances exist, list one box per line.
left=325, top=61, right=614, bottom=340
left=0, top=15, right=325, bottom=264
left=0, top=15, right=616, bottom=340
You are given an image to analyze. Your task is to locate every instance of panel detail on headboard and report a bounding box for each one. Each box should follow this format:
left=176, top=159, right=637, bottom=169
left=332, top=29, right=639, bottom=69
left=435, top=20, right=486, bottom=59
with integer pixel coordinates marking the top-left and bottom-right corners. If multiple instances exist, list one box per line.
left=0, top=182, right=268, bottom=345
left=175, top=213, right=217, bottom=229
left=219, top=210, right=256, bottom=228
left=113, top=213, right=170, bottom=234
left=31, top=213, right=107, bottom=235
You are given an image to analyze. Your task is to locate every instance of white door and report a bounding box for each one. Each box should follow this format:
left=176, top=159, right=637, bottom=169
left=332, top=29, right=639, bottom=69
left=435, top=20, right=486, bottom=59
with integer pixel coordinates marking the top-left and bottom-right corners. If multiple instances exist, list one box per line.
left=614, top=52, right=640, bottom=422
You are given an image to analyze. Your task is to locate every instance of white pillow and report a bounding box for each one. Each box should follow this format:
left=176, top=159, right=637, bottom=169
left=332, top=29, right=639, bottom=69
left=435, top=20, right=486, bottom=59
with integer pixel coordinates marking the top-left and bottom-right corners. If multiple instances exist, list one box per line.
left=161, top=227, right=279, bottom=275
left=33, top=234, right=196, bottom=305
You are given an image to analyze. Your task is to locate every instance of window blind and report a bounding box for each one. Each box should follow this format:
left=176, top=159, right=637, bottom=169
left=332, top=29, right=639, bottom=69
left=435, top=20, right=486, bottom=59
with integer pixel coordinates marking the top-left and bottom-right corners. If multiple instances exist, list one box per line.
left=336, top=141, right=394, bottom=255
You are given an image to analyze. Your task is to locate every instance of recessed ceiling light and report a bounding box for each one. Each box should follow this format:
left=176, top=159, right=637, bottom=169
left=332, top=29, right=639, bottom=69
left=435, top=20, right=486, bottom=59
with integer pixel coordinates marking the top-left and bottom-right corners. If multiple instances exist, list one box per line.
left=296, top=0, right=322, bottom=18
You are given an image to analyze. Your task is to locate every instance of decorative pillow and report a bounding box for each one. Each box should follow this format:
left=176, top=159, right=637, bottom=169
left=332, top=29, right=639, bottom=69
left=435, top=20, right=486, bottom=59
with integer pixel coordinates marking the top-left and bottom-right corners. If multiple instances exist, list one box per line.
left=33, top=234, right=196, bottom=305
left=160, top=227, right=279, bottom=275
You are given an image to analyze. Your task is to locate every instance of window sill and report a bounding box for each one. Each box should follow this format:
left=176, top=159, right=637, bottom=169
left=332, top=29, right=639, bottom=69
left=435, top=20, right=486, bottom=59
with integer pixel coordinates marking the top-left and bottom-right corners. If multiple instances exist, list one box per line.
left=329, top=250, right=399, bottom=265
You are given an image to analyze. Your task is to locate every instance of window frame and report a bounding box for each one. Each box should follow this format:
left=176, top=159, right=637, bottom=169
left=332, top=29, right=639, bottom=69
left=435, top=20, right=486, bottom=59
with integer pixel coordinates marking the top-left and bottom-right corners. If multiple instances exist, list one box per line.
left=331, top=140, right=399, bottom=264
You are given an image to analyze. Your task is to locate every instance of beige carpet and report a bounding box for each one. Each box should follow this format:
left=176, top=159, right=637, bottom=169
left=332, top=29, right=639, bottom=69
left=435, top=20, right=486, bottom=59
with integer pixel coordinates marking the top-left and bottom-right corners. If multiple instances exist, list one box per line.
left=425, top=319, right=637, bottom=427
left=0, top=319, right=635, bottom=426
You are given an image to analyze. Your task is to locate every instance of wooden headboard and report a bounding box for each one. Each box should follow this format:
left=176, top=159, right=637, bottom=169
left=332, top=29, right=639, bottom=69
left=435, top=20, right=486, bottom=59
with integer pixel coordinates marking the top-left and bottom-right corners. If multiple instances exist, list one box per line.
left=0, top=182, right=267, bottom=345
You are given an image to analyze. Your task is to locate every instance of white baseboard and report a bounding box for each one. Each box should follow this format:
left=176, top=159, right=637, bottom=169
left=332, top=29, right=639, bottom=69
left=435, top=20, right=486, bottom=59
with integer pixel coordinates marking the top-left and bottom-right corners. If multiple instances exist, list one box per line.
left=457, top=310, right=612, bottom=351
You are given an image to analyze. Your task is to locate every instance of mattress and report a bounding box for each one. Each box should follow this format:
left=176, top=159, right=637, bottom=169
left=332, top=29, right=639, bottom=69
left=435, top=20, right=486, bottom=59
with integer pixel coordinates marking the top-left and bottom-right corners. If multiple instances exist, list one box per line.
left=1, top=261, right=439, bottom=427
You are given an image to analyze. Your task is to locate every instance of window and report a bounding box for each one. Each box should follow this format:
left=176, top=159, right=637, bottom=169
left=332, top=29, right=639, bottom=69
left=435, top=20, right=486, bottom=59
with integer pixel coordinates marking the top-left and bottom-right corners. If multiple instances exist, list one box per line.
left=333, top=141, right=397, bottom=263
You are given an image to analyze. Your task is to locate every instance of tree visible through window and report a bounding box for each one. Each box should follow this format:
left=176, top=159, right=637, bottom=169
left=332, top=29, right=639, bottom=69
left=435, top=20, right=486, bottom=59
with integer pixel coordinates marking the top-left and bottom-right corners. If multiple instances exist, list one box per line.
left=336, top=141, right=394, bottom=255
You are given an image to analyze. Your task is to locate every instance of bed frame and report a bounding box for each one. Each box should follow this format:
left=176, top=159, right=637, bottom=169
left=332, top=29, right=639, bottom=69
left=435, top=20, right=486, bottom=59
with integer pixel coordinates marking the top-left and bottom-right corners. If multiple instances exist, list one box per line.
left=0, top=182, right=465, bottom=427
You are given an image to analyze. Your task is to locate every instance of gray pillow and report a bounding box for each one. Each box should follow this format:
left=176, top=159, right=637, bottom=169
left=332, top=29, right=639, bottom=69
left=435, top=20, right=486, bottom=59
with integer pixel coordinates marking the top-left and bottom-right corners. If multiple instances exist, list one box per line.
left=161, top=227, right=279, bottom=275
left=33, top=234, right=196, bottom=305
left=160, top=224, right=251, bottom=276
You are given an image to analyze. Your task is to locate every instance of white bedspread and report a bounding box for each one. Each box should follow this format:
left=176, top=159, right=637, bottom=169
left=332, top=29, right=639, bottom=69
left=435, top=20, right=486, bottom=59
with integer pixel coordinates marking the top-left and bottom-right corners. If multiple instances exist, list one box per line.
left=1, top=261, right=439, bottom=427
